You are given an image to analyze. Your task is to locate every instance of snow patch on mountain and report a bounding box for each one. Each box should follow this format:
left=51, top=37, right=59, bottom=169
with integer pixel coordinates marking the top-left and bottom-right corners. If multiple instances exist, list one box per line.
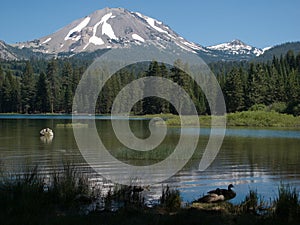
left=207, top=39, right=263, bottom=56
left=84, top=12, right=117, bottom=50
left=182, top=41, right=203, bottom=51
left=145, top=17, right=168, bottom=34
left=176, top=42, right=196, bottom=53
left=64, top=17, right=90, bottom=41
left=42, top=37, right=52, bottom=44
left=132, top=34, right=145, bottom=42
left=262, top=46, right=273, bottom=53
left=13, top=8, right=206, bottom=55
left=100, top=13, right=117, bottom=40
left=90, top=20, right=104, bottom=44
left=253, top=48, right=263, bottom=56
left=134, top=12, right=176, bottom=39
left=208, top=40, right=251, bottom=51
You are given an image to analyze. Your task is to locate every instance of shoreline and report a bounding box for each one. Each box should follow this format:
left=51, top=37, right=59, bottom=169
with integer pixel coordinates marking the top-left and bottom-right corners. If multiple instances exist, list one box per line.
left=1, top=111, right=300, bottom=128
left=138, top=111, right=300, bottom=128
left=0, top=166, right=299, bottom=225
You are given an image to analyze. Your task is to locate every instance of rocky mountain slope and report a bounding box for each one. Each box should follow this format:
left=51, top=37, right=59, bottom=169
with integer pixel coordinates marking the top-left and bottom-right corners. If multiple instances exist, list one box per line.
left=13, top=8, right=204, bottom=55
left=0, top=8, right=298, bottom=62
left=0, top=41, right=18, bottom=60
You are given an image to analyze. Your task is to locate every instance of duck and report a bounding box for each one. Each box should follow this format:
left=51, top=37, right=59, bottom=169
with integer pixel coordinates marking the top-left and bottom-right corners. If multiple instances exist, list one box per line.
left=208, top=184, right=236, bottom=200
left=195, top=193, right=225, bottom=203
left=194, top=184, right=236, bottom=203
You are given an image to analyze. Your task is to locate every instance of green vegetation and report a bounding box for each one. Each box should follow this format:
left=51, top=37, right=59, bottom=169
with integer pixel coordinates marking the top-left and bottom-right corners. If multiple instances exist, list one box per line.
left=1, top=50, right=300, bottom=117
left=145, top=110, right=300, bottom=128
left=0, top=164, right=92, bottom=218
left=56, top=123, right=88, bottom=128
left=160, top=186, right=182, bottom=211
left=256, top=42, right=300, bottom=62
left=226, top=111, right=300, bottom=127
left=274, top=184, right=300, bottom=222
left=0, top=165, right=299, bottom=225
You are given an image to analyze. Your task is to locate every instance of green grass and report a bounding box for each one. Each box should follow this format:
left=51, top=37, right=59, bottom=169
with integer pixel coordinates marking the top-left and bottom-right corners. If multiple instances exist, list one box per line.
left=226, top=111, right=300, bottom=127
left=140, top=111, right=300, bottom=128
left=1, top=165, right=299, bottom=225
left=274, top=183, right=300, bottom=221
left=56, top=123, right=88, bottom=128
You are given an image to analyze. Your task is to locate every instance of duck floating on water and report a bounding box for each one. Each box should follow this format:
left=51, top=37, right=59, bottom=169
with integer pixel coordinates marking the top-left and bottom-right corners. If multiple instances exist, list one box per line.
left=40, top=128, right=54, bottom=136
left=195, top=184, right=236, bottom=203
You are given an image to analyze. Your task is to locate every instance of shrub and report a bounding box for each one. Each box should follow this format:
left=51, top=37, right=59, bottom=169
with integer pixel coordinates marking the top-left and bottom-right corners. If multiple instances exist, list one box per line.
left=238, top=190, right=260, bottom=214
left=249, top=104, right=268, bottom=112
left=49, top=163, right=90, bottom=206
left=292, top=103, right=300, bottom=116
left=227, top=110, right=300, bottom=127
left=0, top=166, right=47, bottom=220
left=160, top=186, right=181, bottom=211
left=274, top=183, right=300, bottom=221
left=269, top=102, right=287, bottom=113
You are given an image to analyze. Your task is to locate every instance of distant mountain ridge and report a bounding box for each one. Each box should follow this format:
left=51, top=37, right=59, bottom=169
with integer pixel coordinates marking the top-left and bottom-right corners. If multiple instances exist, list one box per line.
left=255, top=42, right=300, bottom=61
left=0, top=7, right=299, bottom=62
left=207, top=39, right=263, bottom=56
left=0, top=40, right=18, bottom=60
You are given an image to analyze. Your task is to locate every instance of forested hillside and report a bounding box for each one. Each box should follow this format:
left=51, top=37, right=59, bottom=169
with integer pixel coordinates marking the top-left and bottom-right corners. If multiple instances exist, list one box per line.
left=0, top=50, right=299, bottom=115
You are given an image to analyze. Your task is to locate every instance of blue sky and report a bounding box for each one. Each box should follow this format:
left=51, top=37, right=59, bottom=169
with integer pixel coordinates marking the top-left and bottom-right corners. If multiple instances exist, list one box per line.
left=1, top=0, right=299, bottom=48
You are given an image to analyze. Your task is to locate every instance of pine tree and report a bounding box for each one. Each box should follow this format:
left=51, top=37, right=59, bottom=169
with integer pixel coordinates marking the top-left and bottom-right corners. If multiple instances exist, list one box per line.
left=170, top=60, right=186, bottom=114
left=224, top=67, right=245, bottom=112
left=159, top=63, right=170, bottom=113
left=0, top=65, right=3, bottom=86
left=46, top=58, right=59, bottom=113
left=269, top=64, right=285, bottom=103
left=192, top=81, right=206, bottom=114
left=21, top=61, right=36, bottom=113
left=0, top=66, right=4, bottom=112
left=286, top=69, right=299, bottom=101
left=35, top=72, right=50, bottom=113
left=61, top=61, right=73, bottom=113
left=1, top=72, right=12, bottom=112
left=71, top=66, right=82, bottom=93
left=143, top=61, right=162, bottom=114
left=245, top=63, right=267, bottom=108
left=296, top=52, right=300, bottom=74
left=170, top=60, right=198, bottom=115
left=9, top=73, right=21, bottom=112
left=286, top=50, right=296, bottom=70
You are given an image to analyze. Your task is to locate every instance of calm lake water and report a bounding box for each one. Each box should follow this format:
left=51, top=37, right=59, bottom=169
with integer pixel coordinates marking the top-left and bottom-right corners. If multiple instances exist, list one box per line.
left=0, top=115, right=300, bottom=204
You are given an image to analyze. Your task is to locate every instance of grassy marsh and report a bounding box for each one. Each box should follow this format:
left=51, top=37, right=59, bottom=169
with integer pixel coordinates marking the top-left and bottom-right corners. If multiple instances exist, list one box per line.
left=141, top=111, right=300, bottom=128
left=0, top=165, right=299, bottom=225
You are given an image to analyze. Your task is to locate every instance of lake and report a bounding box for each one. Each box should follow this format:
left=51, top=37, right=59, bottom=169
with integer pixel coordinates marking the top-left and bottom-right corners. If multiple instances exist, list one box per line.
left=0, top=115, right=300, bottom=205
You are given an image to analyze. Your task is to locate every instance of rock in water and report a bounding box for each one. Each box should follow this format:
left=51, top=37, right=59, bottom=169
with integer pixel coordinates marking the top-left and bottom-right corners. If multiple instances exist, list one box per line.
left=40, top=128, right=54, bottom=136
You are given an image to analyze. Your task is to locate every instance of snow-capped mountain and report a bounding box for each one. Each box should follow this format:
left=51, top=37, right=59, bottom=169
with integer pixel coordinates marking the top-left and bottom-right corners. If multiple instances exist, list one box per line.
left=14, top=8, right=204, bottom=55
left=1, top=8, right=297, bottom=62
left=207, top=39, right=263, bottom=57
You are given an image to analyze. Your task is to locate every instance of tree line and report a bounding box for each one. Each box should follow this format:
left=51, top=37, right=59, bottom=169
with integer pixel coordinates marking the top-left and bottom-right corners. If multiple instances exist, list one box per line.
left=218, top=50, right=300, bottom=115
left=0, top=50, right=299, bottom=115
left=0, top=59, right=86, bottom=113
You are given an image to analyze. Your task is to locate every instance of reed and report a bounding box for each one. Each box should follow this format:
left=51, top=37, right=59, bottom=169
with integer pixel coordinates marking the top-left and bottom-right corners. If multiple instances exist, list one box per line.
left=274, top=183, right=300, bottom=221
left=1, top=165, right=299, bottom=225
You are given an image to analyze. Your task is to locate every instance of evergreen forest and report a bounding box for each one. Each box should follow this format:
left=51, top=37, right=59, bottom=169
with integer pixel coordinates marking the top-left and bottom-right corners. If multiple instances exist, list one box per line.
left=0, top=50, right=299, bottom=116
